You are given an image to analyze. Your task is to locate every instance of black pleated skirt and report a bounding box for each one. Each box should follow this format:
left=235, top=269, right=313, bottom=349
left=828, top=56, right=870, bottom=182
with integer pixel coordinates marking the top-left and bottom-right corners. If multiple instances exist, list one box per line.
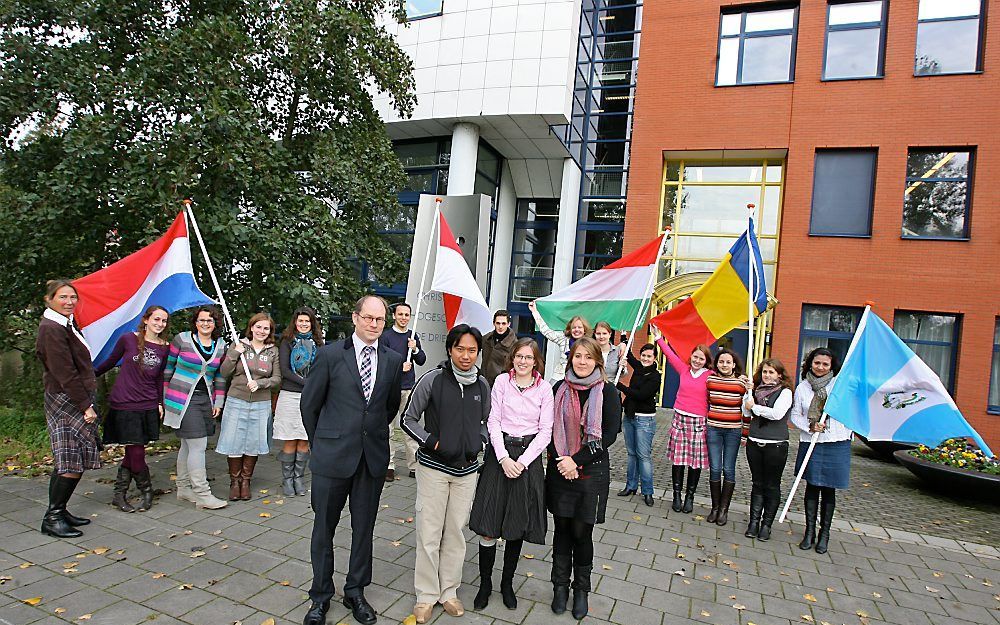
left=469, top=439, right=547, bottom=544
left=102, top=408, right=160, bottom=445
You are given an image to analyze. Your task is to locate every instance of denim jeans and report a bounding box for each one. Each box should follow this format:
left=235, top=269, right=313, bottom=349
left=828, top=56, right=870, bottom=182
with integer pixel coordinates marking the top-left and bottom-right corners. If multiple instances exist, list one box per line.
left=622, top=414, right=657, bottom=495
left=706, top=426, right=741, bottom=483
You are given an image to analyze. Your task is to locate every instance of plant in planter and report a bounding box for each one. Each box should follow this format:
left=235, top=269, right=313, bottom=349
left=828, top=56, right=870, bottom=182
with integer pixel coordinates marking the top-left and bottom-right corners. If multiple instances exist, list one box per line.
left=895, top=438, right=1000, bottom=502
left=911, top=438, right=999, bottom=475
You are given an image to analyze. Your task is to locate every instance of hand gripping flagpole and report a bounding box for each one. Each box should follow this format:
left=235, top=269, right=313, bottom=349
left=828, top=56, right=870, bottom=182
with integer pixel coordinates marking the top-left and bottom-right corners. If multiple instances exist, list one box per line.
left=614, top=229, right=671, bottom=386
left=182, top=199, right=253, bottom=381
left=778, top=303, right=873, bottom=524
left=407, top=198, right=443, bottom=364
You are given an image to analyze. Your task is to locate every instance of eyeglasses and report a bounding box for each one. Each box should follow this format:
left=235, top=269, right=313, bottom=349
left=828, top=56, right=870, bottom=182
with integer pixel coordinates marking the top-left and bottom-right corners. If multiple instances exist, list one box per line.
left=513, top=354, right=535, bottom=361
left=357, top=314, right=386, bottom=325
left=196, top=319, right=215, bottom=324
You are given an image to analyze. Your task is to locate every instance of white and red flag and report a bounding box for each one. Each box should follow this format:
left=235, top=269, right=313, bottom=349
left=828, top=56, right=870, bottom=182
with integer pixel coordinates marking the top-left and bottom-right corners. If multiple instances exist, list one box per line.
left=430, top=213, right=493, bottom=333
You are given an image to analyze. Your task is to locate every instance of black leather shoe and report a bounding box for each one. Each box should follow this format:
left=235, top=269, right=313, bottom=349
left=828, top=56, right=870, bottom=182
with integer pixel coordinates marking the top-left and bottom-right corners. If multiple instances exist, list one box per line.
left=302, top=600, right=329, bottom=625
left=63, top=510, right=92, bottom=526
left=616, top=487, right=636, bottom=497
left=643, top=494, right=654, bottom=507
left=343, top=594, right=377, bottom=625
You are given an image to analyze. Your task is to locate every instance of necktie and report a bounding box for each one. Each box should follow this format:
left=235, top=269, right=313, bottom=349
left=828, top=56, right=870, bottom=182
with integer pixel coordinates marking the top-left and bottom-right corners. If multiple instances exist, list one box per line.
left=360, top=345, right=374, bottom=402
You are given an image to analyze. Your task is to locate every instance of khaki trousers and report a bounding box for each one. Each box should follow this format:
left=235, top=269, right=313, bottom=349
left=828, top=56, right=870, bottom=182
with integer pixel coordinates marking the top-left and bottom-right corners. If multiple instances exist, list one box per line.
left=414, top=465, right=478, bottom=604
left=388, top=389, right=419, bottom=472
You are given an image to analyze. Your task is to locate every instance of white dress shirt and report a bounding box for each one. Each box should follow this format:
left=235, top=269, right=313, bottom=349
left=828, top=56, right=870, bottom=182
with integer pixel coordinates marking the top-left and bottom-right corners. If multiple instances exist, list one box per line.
left=789, top=379, right=853, bottom=443
left=43, top=307, right=91, bottom=352
left=352, top=333, right=378, bottom=391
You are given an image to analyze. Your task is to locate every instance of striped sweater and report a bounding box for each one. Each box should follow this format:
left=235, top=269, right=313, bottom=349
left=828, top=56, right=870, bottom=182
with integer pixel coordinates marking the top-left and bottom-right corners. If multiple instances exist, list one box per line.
left=706, top=374, right=747, bottom=429
left=162, top=331, right=227, bottom=428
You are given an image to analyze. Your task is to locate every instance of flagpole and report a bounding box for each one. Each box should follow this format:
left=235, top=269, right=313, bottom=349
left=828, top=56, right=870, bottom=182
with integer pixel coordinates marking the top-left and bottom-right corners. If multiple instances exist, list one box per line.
left=614, top=229, right=671, bottom=386
left=778, top=304, right=873, bottom=524
left=407, top=198, right=443, bottom=364
left=182, top=199, right=253, bottom=381
left=746, top=204, right=756, bottom=373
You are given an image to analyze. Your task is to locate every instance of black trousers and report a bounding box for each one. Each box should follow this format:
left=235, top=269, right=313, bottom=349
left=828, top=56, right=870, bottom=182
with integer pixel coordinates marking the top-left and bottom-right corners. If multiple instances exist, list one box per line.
left=746, top=440, right=788, bottom=511
left=309, top=456, right=384, bottom=603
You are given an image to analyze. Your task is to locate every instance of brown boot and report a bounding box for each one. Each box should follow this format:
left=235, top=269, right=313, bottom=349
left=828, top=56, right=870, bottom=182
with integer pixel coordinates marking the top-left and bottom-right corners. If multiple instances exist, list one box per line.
left=227, top=457, right=242, bottom=501
left=239, top=455, right=258, bottom=500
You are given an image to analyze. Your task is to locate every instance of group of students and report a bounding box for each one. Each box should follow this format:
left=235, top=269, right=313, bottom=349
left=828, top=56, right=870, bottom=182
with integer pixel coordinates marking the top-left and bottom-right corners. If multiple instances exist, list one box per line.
left=35, top=276, right=852, bottom=625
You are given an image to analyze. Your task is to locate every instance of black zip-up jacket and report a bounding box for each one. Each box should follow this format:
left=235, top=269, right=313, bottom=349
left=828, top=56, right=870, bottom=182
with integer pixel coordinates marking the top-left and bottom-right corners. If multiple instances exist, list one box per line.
left=616, top=350, right=661, bottom=416
left=401, top=360, right=490, bottom=476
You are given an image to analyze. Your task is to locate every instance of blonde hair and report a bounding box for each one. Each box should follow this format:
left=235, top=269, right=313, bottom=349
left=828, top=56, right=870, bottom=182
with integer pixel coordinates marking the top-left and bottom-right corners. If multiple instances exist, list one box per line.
left=564, top=315, right=592, bottom=337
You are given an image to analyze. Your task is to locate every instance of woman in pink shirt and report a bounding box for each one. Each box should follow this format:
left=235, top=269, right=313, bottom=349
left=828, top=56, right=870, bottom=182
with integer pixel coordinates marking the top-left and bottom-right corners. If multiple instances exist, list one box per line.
left=469, top=338, right=553, bottom=612
left=655, top=334, right=713, bottom=514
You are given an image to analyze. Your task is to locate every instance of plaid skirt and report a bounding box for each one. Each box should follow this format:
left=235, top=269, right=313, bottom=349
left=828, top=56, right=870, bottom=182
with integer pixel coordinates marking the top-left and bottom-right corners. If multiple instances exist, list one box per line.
left=666, top=410, right=709, bottom=469
left=45, top=392, right=102, bottom=474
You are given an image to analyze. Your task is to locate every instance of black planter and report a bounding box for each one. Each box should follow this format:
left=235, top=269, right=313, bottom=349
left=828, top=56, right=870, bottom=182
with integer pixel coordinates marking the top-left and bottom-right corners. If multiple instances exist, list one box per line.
left=894, top=450, right=1000, bottom=503
left=857, top=435, right=915, bottom=462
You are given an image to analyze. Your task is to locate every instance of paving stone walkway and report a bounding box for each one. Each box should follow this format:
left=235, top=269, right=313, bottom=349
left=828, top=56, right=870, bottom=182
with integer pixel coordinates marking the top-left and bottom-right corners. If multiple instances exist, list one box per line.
left=1, top=434, right=998, bottom=625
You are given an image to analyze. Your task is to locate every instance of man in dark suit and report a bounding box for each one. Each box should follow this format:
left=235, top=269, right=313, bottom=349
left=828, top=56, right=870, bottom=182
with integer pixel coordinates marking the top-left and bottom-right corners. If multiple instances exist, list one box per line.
left=300, top=295, right=403, bottom=625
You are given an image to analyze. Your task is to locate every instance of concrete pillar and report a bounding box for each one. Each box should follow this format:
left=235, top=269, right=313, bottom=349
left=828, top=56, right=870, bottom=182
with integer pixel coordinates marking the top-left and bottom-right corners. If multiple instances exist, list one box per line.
left=544, top=157, right=582, bottom=378
left=489, top=162, right=517, bottom=308
left=446, top=122, right=480, bottom=196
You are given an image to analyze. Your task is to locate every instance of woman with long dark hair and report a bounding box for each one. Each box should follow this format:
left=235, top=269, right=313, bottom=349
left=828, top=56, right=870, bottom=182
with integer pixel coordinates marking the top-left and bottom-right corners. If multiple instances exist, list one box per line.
left=35, top=280, right=101, bottom=537
left=742, top=358, right=794, bottom=540
left=791, top=347, right=848, bottom=554
left=470, top=338, right=553, bottom=611
left=547, top=337, right=621, bottom=620
left=704, top=347, right=750, bottom=526
left=96, top=305, right=170, bottom=513
left=274, top=306, right=324, bottom=496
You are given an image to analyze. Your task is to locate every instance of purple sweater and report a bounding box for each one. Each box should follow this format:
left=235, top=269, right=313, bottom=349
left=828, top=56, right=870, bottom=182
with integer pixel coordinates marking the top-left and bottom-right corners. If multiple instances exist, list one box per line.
left=657, top=339, right=711, bottom=418
left=95, top=332, right=168, bottom=411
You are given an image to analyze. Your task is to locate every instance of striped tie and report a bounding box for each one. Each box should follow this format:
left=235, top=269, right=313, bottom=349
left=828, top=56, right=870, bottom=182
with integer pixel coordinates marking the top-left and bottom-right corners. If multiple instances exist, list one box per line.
left=360, top=345, right=374, bottom=403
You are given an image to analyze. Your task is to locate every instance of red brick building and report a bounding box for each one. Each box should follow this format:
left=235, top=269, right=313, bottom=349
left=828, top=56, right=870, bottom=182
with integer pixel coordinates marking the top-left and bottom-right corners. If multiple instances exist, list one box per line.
left=625, top=0, right=1000, bottom=448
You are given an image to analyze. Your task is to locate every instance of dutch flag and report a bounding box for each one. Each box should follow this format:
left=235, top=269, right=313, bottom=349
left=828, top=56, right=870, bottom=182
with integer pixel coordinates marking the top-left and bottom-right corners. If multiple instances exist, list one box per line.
left=73, top=211, right=215, bottom=368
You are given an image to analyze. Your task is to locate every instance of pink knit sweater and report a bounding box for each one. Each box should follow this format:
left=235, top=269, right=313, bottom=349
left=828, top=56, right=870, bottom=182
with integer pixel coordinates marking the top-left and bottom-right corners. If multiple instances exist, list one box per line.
left=657, top=339, right=710, bottom=417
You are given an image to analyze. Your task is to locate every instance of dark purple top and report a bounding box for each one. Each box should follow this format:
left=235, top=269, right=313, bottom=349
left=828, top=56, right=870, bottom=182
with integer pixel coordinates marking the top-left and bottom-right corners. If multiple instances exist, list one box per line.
left=95, top=332, right=168, bottom=411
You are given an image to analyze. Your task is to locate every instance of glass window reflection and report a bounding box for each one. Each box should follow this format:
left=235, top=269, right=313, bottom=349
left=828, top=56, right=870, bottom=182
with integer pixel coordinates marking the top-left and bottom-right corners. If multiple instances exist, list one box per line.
left=914, top=0, right=982, bottom=75
left=903, top=149, right=972, bottom=239
left=824, top=1, right=885, bottom=80
left=405, top=0, right=443, bottom=20
left=717, top=7, right=797, bottom=86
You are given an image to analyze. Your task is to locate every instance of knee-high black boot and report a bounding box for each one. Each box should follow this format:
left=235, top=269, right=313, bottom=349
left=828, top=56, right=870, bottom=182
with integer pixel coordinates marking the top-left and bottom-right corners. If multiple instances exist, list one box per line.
left=550, top=552, right=571, bottom=614
left=757, top=494, right=780, bottom=541
left=41, top=475, right=83, bottom=538
left=744, top=493, right=763, bottom=538
left=112, top=465, right=135, bottom=513
left=682, top=468, right=701, bottom=514
left=706, top=480, right=722, bottom=523
left=799, top=486, right=820, bottom=550
left=501, top=539, right=522, bottom=609
left=474, top=542, right=496, bottom=610
left=671, top=465, right=685, bottom=512
left=815, top=490, right=836, bottom=554
left=571, top=563, right=592, bottom=620
left=132, top=467, right=154, bottom=512
left=52, top=470, right=90, bottom=526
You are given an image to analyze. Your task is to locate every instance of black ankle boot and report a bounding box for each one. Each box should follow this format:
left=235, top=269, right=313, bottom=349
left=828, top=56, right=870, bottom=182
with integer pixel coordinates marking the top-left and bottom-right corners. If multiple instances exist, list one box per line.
left=41, top=475, right=83, bottom=538
left=474, top=543, right=496, bottom=610
left=550, top=554, right=571, bottom=614
left=815, top=496, right=835, bottom=554
left=500, top=539, right=521, bottom=609
left=133, top=468, right=154, bottom=511
left=671, top=465, right=684, bottom=512
left=112, top=466, right=135, bottom=513
left=799, top=490, right=819, bottom=550
left=571, top=565, right=592, bottom=620
left=682, top=468, right=700, bottom=514
left=745, top=494, right=763, bottom=538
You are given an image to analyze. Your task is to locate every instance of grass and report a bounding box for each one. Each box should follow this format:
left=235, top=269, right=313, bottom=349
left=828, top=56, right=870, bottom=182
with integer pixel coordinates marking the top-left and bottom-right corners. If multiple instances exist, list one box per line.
left=0, top=406, right=53, bottom=477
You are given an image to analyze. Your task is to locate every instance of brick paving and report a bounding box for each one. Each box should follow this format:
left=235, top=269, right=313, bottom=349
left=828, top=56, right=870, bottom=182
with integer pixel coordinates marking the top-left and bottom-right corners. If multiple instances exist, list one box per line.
left=0, top=431, right=997, bottom=625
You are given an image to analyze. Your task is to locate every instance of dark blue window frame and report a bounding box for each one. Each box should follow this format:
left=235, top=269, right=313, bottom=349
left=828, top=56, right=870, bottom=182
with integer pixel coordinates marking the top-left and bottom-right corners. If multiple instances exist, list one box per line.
left=990, top=318, right=1000, bottom=414
left=914, top=0, right=986, bottom=76
left=822, top=0, right=888, bottom=81
left=797, top=304, right=864, bottom=371
left=716, top=4, right=800, bottom=87
left=894, top=310, right=962, bottom=395
left=902, top=147, right=974, bottom=241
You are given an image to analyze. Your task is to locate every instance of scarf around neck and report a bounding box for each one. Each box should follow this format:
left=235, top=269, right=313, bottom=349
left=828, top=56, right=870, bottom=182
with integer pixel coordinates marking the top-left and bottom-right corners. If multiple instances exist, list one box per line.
left=452, top=363, right=479, bottom=386
left=753, top=382, right=783, bottom=406
left=553, top=368, right=605, bottom=457
left=806, top=371, right=834, bottom=425
left=290, top=332, right=317, bottom=377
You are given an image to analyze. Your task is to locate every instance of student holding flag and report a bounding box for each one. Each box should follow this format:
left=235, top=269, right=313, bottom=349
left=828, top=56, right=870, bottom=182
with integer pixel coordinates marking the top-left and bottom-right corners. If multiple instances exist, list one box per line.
left=528, top=300, right=590, bottom=382
left=95, top=305, right=171, bottom=513
left=790, top=347, right=848, bottom=554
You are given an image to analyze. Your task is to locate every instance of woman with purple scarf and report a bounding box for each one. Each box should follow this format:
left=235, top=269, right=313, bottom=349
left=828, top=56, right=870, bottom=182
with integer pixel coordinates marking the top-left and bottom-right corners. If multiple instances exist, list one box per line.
left=546, top=337, right=621, bottom=621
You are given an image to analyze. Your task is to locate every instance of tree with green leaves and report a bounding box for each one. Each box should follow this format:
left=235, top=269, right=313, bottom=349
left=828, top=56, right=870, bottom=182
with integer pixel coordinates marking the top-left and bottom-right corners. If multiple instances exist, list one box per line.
left=0, top=0, right=415, bottom=355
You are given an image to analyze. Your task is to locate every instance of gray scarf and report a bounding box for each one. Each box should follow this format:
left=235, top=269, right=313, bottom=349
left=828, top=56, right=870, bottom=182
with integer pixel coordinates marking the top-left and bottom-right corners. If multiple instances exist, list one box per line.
left=452, top=364, right=479, bottom=386
left=806, top=371, right=834, bottom=425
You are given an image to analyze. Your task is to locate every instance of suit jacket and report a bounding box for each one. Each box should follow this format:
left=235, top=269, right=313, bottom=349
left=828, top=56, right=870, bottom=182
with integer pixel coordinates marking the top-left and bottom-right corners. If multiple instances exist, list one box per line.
left=300, top=337, right=403, bottom=478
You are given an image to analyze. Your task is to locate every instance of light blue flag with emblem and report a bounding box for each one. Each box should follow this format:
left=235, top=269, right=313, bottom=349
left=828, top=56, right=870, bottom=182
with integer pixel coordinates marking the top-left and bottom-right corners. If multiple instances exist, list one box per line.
left=824, top=307, right=993, bottom=457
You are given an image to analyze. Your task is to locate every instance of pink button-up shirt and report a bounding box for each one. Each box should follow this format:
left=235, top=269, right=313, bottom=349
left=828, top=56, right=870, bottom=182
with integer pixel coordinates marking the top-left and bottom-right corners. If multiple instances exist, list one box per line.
left=489, top=371, right=554, bottom=466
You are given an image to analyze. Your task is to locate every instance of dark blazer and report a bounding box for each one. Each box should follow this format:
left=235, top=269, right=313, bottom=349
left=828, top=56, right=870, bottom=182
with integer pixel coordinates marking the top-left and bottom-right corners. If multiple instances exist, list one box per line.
left=300, top=337, right=403, bottom=479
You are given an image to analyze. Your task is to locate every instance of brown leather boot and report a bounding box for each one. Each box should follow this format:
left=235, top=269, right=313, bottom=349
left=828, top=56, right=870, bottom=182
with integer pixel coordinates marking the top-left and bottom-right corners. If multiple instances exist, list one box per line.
left=227, top=457, right=242, bottom=501
left=239, top=455, right=258, bottom=501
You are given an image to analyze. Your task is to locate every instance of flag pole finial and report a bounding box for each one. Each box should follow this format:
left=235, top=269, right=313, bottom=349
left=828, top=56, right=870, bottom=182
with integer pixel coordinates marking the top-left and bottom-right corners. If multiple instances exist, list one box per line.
left=864, top=300, right=876, bottom=308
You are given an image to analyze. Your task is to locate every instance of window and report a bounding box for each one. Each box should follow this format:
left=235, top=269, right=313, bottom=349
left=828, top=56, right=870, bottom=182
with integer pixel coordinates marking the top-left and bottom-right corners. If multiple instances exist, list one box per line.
left=810, top=149, right=876, bottom=236
left=717, top=6, right=799, bottom=86
left=990, top=319, right=1000, bottom=414
left=798, top=305, right=863, bottom=369
left=509, top=199, right=559, bottom=303
left=915, top=0, right=984, bottom=75
left=824, top=1, right=886, bottom=80
left=894, top=312, right=961, bottom=393
left=903, top=148, right=973, bottom=239
left=405, top=0, right=443, bottom=20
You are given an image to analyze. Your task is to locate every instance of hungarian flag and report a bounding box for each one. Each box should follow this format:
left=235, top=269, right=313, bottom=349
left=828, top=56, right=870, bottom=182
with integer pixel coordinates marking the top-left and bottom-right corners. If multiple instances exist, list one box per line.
left=533, top=233, right=665, bottom=331
left=430, top=213, right=492, bottom=333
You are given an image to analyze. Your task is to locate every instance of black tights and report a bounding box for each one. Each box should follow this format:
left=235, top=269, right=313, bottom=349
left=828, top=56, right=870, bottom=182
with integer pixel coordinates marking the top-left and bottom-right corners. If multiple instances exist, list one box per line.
left=552, top=515, right=595, bottom=567
left=804, top=483, right=835, bottom=509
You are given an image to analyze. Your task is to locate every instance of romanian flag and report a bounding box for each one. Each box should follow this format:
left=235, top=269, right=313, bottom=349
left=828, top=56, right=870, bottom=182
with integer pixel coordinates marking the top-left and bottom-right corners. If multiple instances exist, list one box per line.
left=650, top=220, right=767, bottom=358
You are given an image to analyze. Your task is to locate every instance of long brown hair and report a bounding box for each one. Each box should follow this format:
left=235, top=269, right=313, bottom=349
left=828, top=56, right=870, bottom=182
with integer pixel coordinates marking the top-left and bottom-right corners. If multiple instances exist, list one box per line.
left=136, top=305, right=169, bottom=355
left=281, top=306, right=325, bottom=345
left=506, top=337, right=545, bottom=375
left=566, top=336, right=605, bottom=379
left=753, top=358, right=794, bottom=391
left=244, top=312, right=276, bottom=345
